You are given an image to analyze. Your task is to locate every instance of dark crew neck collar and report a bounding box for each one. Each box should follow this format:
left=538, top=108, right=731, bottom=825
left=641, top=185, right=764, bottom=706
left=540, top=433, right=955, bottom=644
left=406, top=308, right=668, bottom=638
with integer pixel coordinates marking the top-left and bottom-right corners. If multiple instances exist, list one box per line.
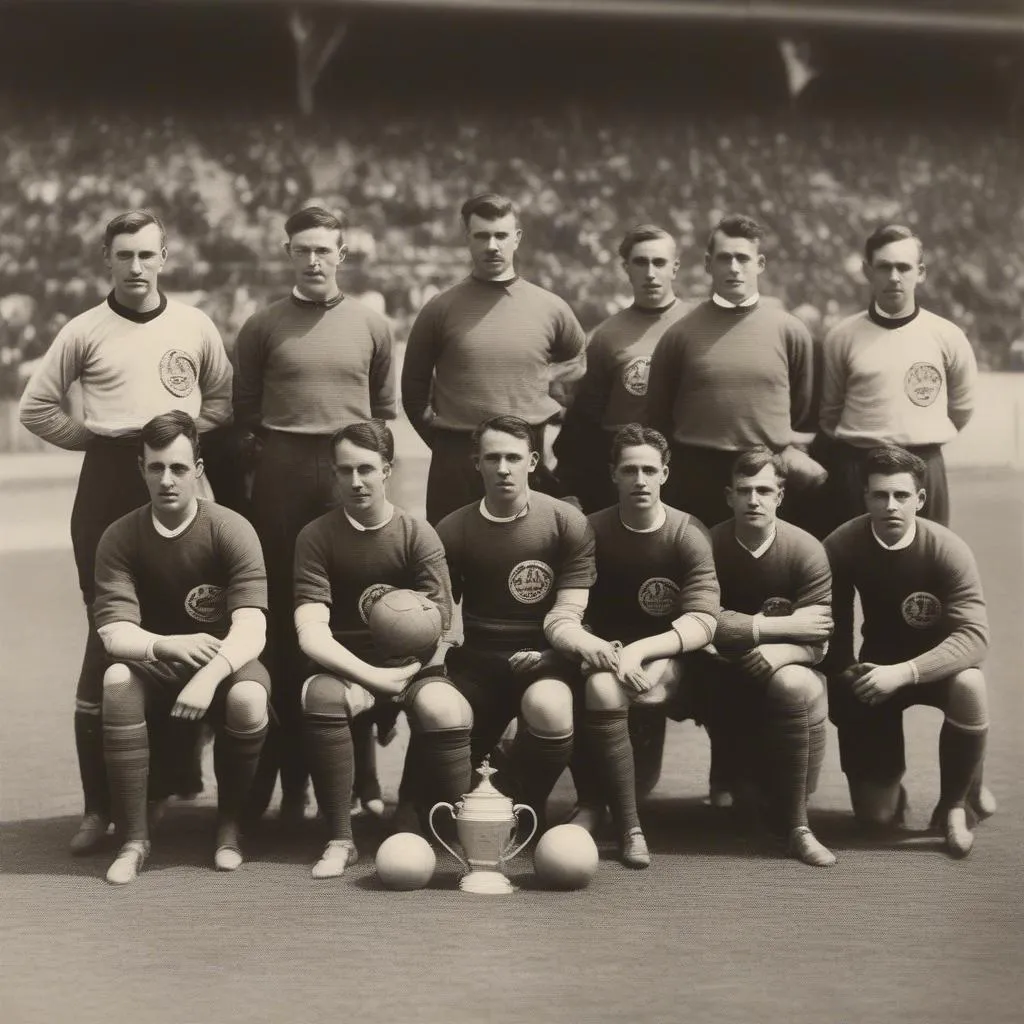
left=107, top=291, right=167, bottom=324
left=470, top=274, right=519, bottom=287
left=631, top=298, right=678, bottom=316
left=290, top=290, right=345, bottom=310
left=868, top=302, right=920, bottom=329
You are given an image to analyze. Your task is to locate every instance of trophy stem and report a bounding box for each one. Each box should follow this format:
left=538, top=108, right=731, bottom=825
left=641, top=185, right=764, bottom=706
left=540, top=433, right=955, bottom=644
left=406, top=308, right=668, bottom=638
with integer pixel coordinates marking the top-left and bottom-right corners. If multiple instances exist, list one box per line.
left=459, top=870, right=515, bottom=895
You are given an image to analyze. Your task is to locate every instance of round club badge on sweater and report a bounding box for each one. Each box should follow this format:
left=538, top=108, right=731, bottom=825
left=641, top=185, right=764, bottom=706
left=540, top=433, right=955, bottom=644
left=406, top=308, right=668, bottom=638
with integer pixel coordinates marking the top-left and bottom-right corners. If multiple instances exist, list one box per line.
left=185, top=584, right=226, bottom=623
left=508, top=561, right=554, bottom=604
left=621, top=356, right=652, bottom=397
left=904, top=362, right=942, bottom=407
left=159, top=349, right=199, bottom=398
left=637, top=577, right=680, bottom=616
left=901, top=591, right=942, bottom=628
left=359, top=583, right=396, bottom=623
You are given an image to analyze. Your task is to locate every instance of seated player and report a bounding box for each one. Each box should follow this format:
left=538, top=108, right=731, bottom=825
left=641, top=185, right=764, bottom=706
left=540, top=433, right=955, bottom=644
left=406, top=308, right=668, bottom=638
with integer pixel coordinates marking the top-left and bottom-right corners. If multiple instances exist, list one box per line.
left=94, top=412, right=270, bottom=885
left=823, top=445, right=995, bottom=858
left=436, top=416, right=608, bottom=834
left=292, top=420, right=472, bottom=879
left=577, top=425, right=720, bottom=867
left=706, top=447, right=836, bottom=866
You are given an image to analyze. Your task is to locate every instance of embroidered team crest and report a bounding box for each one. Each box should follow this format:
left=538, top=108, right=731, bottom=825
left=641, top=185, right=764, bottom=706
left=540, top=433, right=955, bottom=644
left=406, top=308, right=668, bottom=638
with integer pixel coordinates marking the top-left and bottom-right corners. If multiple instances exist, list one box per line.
left=508, top=560, right=554, bottom=604
left=358, top=583, right=396, bottom=623
left=621, top=356, right=652, bottom=397
left=904, top=362, right=942, bottom=407
left=761, top=597, right=794, bottom=617
left=185, top=584, right=226, bottom=623
left=159, top=349, right=199, bottom=398
left=901, top=591, right=942, bottom=628
left=637, top=577, right=680, bottom=616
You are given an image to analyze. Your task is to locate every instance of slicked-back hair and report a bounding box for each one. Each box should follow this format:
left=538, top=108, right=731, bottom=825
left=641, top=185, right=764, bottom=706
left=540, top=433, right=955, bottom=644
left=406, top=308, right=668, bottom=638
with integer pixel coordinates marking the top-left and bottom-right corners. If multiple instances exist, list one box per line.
left=610, top=423, right=671, bottom=467
left=706, top=214, right=766, bottom=255
left=618, top=224, right=676, bottom=261
left=460, top=192, right=518, bottom=228
left=285, top=206, right=344, bottom=240
left=104, top=209, right=166, bottom=250
left=471, top=415, right=535, bottom=457
left=731, top=445, right=786, bottom=485
left=331, top=418, right=395, bottom=464
left=863, top=224, right=924, bottom=265
left=140, top=410, right=200, bottom=462
left=863, top=445, right=927, bottom=490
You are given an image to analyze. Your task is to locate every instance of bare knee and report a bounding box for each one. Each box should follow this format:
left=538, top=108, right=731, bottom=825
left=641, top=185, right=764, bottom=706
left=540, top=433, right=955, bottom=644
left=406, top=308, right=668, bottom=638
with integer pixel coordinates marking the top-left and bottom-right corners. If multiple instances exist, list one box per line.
left=225, top=679, right=269, bottom=733
left=410, top=680, right=473, bottom=731
left=585, top=671, right=629, bottom=711
left=520, top=678, right=574, bottom=736
left=768, top=664, right=822, bottom=706
left=947, top=668, right=988, bottom=728
left=101, top=663, right=145, bottom=725
left=103, top=663, right=133, bottom=689
left=301, top=673, right=355, bottom=717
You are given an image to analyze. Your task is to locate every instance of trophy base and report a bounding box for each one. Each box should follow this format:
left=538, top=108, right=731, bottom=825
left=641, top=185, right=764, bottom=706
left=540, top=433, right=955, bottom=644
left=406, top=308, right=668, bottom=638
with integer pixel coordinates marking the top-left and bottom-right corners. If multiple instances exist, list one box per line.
left=459, top=870, right=515, bottom=895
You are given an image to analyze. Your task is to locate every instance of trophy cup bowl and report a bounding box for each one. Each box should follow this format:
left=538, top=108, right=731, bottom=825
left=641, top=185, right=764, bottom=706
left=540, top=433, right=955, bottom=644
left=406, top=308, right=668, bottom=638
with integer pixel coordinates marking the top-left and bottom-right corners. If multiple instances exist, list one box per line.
left=429, top=758, right=537, bottom=894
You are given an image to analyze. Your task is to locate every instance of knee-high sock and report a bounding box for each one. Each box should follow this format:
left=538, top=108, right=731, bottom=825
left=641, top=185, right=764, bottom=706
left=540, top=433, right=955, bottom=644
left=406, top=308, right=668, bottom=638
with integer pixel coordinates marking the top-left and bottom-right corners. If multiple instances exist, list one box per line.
left=214, top=723, right=268, bottom=829
left=569, top=704, right=604, bottom=808
left=417, top=727, right=472, bottom=811
left=350, top=712, right=380, bottom=804
left=102, top=692, right=149, bottom=843
left=764, top=698, right=810, bottom=830
left=511, top=728, right=573, bottom=831
left=805, top=711, right=827, bottom=798
left=584, top=708, right=638, bottom=832
left=304, top=713, right=354, bottom=841
left=74, top=702, right=109, bottom=817
left=939, top=722, right=987, bottom=811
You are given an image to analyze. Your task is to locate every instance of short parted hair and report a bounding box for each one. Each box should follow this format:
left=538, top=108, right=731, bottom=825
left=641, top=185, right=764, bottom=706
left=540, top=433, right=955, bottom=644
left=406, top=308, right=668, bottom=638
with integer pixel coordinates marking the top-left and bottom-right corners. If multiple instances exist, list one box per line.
left=610, top=423, right=671, bottom=467
left=730, top=445, right=786, bottom=484
left=706, top=214, right=766, bottom=255
left=140, top=410, right=200, bottom=461
left=285, top=206, right=343, bottom=240
left=331, top=419, right=395, bottom=464
left=471, top=415, right=535, bottom=456
left=618, top=224, right=676, bottom=261
left=863, top=445, right=927, bottom=490
left=460, top=192, right=518, bottom=228
left=863, top=224, right=924, bottom=265
left=103, top=209, right=166, bottom=250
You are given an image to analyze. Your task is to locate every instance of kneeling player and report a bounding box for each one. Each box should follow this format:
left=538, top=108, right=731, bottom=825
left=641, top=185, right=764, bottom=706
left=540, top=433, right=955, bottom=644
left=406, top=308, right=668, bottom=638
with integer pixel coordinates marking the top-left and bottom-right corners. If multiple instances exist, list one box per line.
left=823, top=445, right=994, bottom=858
left=293, top=420, right=472, bottom=878
left=708, top=448, right=835, bottom=866
left=437, top=416, right=608, bottom=833
left=580, top=425, right=719, bottom=867
left=94, top=412, right=270, bottom=885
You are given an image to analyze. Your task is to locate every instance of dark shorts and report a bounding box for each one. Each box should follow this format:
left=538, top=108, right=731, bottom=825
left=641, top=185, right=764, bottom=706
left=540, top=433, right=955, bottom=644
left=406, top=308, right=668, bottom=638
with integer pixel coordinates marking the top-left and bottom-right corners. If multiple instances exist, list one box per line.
left=447, top=646, right=579, bottom=756
left=828, top=672, right=954, bottom=783
left=125, top=658, right=271, bottom=725
left=676, top=650, right=773, bottom=729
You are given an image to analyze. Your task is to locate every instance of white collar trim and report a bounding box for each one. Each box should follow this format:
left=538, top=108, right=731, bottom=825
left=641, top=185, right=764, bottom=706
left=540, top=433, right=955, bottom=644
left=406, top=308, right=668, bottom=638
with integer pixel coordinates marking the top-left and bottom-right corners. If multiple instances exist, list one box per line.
left=152, top=500, right=199, bottom=538
left=479, top=494, right=531, bottom=523
left=620, top=504, right=667, bottom=534
left=345, top=503, right=395, bottom=532
left=737, top=525, right=777, bottom=559
left=872, top=521, right=917, bottom=550
left=713, top=292, right=759, bottom=309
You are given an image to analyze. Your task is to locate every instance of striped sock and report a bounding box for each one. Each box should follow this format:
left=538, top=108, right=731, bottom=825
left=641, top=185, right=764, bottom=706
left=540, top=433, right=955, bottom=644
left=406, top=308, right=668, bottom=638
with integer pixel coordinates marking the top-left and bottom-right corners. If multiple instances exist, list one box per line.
left=584, top=708, right=637, bottom=832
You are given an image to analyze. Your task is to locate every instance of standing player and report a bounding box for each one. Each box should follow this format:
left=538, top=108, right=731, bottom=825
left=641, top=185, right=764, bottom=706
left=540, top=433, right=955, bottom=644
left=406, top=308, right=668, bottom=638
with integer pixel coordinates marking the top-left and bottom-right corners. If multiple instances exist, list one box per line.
left=555, top=226, right=688, bottom=513
left=705, top=448, right=836, bottom=866
left=94, top=412, right=269, bottom=884
left=578, top=425, right=719, bottom=867
left=823, top=446, right=994, bottom=857
left=645, top=214, right=819, bottom=529
left=435, top=416, right=605, bottom=831
left=817, top=225, right=977, bottom=534
left=18, top=209, right=233, bottom=855
left=292, top=420, right=472, bottom=878
left=233, top=206, right=397, bottom=823
left=401, top=193, right=587, bottom=525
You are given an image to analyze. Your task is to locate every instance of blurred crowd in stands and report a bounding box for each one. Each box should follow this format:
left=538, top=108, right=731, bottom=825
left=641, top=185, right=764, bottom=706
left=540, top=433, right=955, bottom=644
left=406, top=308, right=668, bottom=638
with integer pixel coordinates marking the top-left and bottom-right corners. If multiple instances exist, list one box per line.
left=2, top=99, right=1023, bottom=397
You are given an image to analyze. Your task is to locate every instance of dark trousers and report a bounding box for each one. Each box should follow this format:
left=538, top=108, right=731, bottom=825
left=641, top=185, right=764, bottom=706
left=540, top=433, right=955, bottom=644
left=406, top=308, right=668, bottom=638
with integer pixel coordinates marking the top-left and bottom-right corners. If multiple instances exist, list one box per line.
left=425, top=423, right=560, bottom=526
left=249, top=431, right=342, bottom=797
left=811, top=436, right=950, bottom=539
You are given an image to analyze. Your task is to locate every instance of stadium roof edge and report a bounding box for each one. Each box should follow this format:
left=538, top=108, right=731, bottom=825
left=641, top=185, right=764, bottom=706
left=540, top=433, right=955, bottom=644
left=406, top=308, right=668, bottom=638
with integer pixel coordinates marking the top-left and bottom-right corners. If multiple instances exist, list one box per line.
left=76, top=0, right=1024, bottom=37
